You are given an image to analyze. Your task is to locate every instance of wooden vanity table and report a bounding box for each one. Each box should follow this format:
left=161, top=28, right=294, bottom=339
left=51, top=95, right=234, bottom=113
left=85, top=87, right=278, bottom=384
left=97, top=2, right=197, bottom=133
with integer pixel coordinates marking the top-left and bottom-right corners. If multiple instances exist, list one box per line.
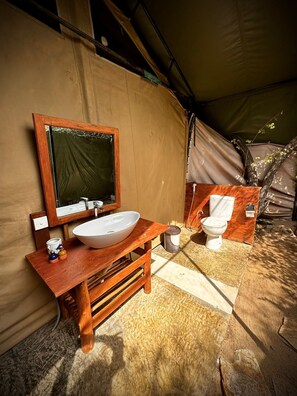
left=26, top=218, right=168, bottom=353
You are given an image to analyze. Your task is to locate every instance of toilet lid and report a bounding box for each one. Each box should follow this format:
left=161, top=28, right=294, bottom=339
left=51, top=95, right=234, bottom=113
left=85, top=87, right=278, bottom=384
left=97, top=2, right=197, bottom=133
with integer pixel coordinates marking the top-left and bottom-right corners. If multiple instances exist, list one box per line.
left=201, top=217, right=227, bottom=227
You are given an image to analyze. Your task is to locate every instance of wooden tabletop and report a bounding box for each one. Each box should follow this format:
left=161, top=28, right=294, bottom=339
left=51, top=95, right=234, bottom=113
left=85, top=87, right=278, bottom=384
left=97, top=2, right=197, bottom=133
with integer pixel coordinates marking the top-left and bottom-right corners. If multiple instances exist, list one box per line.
left=26, top=218, right=168, bottom=297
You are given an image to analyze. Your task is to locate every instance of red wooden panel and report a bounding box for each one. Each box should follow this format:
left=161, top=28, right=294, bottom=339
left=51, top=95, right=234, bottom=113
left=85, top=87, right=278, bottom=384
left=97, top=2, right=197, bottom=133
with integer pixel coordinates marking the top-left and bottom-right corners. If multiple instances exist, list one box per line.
left=184, top=184, right=260, bottom=244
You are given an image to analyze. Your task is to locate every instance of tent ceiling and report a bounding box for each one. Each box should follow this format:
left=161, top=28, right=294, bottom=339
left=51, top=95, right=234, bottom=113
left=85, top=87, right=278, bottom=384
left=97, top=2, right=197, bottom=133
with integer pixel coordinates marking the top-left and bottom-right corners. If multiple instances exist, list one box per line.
left=144, top=0, right=297, bottom=102
left=111, top=0, right=297, bottom=145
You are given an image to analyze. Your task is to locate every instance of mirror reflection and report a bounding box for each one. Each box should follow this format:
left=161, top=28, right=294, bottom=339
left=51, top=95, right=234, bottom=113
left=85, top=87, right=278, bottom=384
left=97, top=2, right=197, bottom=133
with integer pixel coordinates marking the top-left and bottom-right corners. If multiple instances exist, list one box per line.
left=46, top=126, right=116, bottom=215
left=33, top=113, right=120, bottom=227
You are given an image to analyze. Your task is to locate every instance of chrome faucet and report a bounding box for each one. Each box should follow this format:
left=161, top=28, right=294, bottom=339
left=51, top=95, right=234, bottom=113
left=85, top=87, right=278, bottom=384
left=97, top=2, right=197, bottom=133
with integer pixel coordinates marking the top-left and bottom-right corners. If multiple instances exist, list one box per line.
left=80, top=197, right=89, bottom=210
left=94, top=200, right=104, bottom=217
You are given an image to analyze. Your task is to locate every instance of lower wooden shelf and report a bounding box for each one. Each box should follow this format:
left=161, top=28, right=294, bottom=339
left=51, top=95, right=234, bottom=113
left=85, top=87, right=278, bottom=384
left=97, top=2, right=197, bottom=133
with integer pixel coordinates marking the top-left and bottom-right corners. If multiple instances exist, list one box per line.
left=61, top=249, right=148, bottom=338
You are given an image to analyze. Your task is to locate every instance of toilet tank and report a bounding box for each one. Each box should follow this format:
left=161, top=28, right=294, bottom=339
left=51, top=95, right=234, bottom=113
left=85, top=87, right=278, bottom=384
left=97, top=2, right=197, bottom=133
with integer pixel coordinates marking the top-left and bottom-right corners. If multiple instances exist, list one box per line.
left=209, top=195, right=235, bottom=221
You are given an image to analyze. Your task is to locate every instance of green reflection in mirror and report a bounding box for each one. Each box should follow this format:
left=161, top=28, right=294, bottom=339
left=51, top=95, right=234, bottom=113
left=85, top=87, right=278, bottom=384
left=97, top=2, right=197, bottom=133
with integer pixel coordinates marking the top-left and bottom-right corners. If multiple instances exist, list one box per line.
left=46, top=126, right=115, bottom=208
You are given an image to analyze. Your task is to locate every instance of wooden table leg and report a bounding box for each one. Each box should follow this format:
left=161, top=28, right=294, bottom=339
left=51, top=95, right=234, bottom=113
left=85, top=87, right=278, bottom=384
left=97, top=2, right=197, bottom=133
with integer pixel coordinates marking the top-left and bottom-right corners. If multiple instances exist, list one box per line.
left=58, top=294, right=70, bottom=319
left=144, top=241, right=152, bottom=294
left=75, top=280, right=94, bottom=353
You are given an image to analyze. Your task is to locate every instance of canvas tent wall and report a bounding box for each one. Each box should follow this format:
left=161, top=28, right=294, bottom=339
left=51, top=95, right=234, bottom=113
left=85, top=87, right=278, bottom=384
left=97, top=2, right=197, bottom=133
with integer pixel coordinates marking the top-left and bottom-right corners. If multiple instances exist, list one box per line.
left=187, top=119, right=297, bottom=218
left=0, top=0, right=187, bottom=354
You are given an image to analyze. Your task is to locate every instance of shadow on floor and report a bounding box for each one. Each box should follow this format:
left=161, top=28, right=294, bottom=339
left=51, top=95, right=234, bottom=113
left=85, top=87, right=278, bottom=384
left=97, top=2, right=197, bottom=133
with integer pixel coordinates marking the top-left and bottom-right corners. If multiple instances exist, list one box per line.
left=190, top=231, right=206, bottom=245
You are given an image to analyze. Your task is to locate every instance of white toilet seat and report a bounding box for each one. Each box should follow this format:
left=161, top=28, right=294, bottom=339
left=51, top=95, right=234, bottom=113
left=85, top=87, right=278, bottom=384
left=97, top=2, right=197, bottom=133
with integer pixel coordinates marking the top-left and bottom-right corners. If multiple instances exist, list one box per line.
left=201, top=216, right=226, bottom=227
left=201, top=216, right=227, bottom=235
left=201, top=216, right=228, bottom=250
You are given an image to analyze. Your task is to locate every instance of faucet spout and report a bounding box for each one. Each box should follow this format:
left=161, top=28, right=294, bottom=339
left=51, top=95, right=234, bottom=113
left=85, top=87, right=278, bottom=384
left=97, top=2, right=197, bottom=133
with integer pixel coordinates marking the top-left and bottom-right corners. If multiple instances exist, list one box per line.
left=80, top=197, right=89, bottom=210
left=93, top=200, right=104, bottom=217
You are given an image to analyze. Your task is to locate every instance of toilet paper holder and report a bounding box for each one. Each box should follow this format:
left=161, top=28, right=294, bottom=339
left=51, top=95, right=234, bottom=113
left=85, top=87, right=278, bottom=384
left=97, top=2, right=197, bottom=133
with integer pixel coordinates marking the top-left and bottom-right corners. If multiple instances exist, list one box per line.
left=245, top=203, right=255, bottom=218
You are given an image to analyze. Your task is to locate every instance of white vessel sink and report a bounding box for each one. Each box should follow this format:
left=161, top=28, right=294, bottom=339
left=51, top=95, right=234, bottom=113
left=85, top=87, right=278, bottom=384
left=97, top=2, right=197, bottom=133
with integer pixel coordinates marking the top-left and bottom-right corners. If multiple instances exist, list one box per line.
left=73, top=211, right=140, bottom=248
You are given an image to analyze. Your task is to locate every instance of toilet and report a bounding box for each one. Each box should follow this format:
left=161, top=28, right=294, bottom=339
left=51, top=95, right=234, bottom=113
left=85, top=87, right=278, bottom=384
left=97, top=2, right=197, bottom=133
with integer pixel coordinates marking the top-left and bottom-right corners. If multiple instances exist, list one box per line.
left=201, top=195, right=235, bottom=250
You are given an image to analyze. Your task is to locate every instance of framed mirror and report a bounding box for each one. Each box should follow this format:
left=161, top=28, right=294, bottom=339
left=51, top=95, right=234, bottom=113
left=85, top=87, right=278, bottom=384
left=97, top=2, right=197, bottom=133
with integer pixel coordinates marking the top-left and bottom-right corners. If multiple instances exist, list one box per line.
left=33, top=114, right=120, bottom=227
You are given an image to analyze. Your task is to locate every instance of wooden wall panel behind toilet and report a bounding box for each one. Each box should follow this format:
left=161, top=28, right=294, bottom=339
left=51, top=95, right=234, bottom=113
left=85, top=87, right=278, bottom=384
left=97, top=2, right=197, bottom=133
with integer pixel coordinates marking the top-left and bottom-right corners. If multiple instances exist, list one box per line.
left=184, top=184, right=261, bottom=244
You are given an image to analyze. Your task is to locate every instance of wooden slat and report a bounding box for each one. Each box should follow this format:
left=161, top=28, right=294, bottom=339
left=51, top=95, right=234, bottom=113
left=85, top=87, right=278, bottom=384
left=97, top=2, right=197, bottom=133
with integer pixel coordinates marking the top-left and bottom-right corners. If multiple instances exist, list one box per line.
left=91, top=269, right=143, bottom=313
left=60, top=268, right=143, bottom=319
left=92, top=277, right=146, bottom=328
left=133, top=247, right=145, bottom=256
left=87, top=258, right=130, bottom=289
left=87, top=262, right=130, bottom=296
left=89, top=254, right=146, bottom=302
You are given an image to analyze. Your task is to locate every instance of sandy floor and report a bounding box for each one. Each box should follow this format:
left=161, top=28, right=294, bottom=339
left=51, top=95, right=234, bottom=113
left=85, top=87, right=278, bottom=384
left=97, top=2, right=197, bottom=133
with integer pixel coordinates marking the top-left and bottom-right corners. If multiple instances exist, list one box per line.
left=0, top=277, right=230, bottom=395
left=209, top=223, right=297, bottom=395
left=155, top=223, right=297, bottom=394
left=154, top=227, right=252, bottom=287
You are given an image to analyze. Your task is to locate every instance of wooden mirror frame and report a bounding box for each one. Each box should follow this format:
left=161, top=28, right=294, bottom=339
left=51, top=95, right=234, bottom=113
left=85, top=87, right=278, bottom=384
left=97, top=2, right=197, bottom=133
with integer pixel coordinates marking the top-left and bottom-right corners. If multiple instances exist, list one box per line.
left=33, top=113, right=121, bottom=227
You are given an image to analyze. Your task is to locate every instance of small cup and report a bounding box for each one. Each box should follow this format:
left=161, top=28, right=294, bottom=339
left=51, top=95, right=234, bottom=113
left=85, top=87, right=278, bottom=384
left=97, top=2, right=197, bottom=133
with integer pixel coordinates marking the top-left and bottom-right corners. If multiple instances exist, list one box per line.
left=46, top=238, right=62, bottom=254
left=58, top=248, right=67, bottom=260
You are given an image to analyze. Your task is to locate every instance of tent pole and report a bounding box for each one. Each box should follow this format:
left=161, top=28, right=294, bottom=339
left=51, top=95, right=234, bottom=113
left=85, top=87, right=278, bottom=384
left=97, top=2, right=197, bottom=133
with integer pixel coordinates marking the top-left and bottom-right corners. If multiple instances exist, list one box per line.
left=139, top=1, right=196, bottom=102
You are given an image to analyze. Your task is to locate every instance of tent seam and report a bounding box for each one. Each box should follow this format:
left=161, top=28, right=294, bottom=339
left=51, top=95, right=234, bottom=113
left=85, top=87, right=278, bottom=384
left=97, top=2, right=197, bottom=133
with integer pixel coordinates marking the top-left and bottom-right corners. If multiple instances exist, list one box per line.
left=124, top=73, right=140, bottom=212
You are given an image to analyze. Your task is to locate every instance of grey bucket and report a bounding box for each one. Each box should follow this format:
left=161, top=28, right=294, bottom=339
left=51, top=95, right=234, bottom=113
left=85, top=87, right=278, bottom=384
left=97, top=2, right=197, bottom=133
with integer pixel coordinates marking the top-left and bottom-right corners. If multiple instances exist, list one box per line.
left=164, top=225, right=181, bottom=253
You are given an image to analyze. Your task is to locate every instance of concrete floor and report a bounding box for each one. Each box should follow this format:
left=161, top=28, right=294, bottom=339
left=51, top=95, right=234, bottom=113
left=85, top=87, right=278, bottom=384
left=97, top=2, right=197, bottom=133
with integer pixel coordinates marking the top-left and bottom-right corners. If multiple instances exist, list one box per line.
left=153, top=227, right=252, bottom=287
left=152, top=227, right=252, bottom=315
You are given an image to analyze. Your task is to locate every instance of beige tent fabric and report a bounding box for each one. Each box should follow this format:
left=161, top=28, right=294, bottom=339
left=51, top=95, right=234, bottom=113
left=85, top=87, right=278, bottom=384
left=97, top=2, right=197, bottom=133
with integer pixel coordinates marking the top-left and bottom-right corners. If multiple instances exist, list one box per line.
left=0, top=1, right=186, bottom=355
left=103, top=0, right=168, bottom=85
left=187, top=119, right=296, bottom=218
left=90, top=59, right=187, bottom=225
left=187, top=119, right=246, bottom=185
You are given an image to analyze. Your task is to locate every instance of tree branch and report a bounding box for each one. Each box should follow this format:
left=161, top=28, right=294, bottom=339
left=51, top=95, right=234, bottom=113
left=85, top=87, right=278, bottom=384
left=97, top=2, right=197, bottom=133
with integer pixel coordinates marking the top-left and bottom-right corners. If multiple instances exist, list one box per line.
left=232, top=137, right=258, bottom=186
left=258, top=135, right=297, bottom=216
